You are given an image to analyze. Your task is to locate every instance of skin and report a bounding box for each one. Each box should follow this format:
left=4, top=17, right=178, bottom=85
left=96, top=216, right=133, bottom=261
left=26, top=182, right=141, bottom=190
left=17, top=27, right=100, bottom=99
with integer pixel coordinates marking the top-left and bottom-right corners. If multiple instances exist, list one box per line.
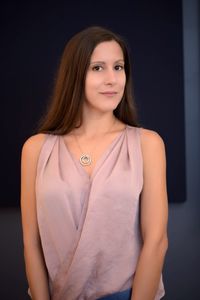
left=21, top=133, right=50, bottom=300
left=84, top=40, right=126, bottom=116
left=131, top=130, right=168, bottom=300
left=20, top=40, right=168, bottom=299
left=63, top=40, right=128, bottom=177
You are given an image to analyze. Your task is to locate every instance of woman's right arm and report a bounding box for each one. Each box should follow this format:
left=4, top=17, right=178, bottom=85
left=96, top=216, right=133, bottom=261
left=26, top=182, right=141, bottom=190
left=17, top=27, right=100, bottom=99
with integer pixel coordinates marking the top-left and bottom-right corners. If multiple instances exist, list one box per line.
left=20, top=134, right=50, bottom=300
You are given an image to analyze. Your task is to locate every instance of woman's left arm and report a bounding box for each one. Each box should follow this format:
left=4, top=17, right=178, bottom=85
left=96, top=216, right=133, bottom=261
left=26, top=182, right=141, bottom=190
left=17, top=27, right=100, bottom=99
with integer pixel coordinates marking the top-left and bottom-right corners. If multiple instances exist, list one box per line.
left=131, top=129, right=169, bottom=300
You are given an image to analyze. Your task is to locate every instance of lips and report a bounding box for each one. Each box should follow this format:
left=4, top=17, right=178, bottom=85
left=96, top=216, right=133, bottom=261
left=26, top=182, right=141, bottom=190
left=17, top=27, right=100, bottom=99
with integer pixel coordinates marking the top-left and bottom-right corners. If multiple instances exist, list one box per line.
left=100, top=91, right=117, bottom=95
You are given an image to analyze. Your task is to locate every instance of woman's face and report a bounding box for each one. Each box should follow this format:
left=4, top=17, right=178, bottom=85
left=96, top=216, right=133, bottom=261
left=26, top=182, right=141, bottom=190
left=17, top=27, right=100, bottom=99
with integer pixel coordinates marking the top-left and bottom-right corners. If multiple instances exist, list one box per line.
left=84, top=40, right=126, bottom=114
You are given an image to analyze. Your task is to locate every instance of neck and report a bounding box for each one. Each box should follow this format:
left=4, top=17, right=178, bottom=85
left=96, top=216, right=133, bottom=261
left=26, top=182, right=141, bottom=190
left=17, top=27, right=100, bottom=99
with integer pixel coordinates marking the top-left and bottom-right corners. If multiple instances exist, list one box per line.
left=75, top=113, right=117, bottom=138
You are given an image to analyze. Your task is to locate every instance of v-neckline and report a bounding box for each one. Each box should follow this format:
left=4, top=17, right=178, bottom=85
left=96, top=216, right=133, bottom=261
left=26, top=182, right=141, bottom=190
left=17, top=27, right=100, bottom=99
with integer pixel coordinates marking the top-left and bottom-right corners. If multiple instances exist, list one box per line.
left=60, top=125, right=127, bottom=181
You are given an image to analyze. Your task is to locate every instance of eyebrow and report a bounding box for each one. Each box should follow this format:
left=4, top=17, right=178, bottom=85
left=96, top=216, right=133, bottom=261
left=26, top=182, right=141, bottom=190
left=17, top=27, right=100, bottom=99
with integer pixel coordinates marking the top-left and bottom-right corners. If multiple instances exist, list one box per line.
left=90, top=59, right=124, bottom=65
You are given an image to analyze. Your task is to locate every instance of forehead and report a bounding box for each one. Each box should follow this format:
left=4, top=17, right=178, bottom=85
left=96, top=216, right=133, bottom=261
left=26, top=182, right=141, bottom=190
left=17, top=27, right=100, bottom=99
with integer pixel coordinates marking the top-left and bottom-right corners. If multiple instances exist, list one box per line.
left=90, top=41, right=124, bottom=61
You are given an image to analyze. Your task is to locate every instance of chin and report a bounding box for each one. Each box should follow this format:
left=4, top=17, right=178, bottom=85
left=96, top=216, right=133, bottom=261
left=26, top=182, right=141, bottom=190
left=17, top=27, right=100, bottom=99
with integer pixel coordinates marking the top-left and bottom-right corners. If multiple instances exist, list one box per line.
left=99, top=103, right=120, bottom=113
left=85, top=97, right=122, bottom=113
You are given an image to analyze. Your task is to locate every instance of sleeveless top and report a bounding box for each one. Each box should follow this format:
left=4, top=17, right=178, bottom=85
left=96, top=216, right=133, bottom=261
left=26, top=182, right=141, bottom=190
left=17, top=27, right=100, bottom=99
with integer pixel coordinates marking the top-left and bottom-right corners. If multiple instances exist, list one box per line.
left=34, top=125, right=165, bottom=300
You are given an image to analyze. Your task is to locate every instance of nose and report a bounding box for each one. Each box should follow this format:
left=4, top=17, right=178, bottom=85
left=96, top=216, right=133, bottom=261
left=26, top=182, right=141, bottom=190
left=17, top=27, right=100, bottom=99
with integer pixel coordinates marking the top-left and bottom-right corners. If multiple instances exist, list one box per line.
left=104, top=68, right=117, bottom=85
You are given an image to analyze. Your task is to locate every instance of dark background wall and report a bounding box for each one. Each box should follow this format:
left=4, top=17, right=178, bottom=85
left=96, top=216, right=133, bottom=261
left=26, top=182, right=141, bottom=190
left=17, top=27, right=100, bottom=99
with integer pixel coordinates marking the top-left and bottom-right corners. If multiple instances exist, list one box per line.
left=1, top=0, right=199, bottom=299
left=1, top=0, right=185, bottom=206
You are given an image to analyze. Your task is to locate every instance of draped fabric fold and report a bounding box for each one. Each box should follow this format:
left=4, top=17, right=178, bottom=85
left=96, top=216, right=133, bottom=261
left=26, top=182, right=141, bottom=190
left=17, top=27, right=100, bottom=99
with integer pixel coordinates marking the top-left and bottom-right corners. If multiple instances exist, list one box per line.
left=33, top=125, right=165, bottom=300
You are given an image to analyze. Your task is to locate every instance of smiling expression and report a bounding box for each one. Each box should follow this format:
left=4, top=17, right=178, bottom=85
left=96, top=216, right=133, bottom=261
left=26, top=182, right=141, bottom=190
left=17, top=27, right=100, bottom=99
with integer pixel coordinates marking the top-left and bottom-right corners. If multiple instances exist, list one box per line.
left=84, top=40, right=126, bottom=114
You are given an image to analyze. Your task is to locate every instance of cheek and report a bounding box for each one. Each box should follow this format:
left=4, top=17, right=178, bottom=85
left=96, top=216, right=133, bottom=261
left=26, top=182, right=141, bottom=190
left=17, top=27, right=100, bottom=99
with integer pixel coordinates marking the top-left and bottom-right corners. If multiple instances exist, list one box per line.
left=121, top=74, right=126, bottom=90
left=84, top=76, right=96, bottom=100
left=85, top=74, right=98, bottom=89
left=84, top=76, right=91, bottom=98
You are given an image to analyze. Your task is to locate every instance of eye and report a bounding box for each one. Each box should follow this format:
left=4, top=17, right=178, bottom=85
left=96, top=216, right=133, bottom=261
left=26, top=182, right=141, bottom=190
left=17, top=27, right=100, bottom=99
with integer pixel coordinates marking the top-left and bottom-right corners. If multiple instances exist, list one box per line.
left=114, top=65, right=124, bottom=71
left=92, top=65, right=103, bottom=71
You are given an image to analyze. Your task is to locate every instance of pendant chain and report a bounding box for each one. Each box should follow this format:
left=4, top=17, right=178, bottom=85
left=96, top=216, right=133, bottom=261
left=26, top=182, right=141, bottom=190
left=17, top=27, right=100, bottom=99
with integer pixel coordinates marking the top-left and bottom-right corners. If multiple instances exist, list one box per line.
left=73, top=118, right=117, bottom=166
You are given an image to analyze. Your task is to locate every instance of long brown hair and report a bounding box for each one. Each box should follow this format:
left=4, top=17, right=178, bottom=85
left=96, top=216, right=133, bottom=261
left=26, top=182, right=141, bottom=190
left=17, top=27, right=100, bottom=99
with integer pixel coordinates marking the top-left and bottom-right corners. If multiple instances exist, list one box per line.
left=37, top=26, right=139, bottom=135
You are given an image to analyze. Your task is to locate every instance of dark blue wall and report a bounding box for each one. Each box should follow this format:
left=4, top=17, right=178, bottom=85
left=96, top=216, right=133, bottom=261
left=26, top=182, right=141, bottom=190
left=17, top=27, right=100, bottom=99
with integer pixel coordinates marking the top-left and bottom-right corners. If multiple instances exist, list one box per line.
left=1, top=0, right=185, bottom=206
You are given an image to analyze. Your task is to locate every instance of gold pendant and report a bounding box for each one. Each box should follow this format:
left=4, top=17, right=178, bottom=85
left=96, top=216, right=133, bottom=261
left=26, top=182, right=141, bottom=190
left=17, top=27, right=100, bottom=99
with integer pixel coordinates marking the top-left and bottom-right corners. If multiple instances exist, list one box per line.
left=80, top=154, right=92, bottom=166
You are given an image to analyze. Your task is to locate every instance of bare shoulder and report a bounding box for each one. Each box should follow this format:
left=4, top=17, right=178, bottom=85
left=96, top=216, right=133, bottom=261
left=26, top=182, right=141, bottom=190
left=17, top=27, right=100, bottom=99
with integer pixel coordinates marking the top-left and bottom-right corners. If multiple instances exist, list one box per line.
left=139, top=128, right=166, bottom=169
left=139, top=128, right=167, bottom=188
left=21, top=133, right=47, bottom=160
left=139, top=128, right=165, bottom=153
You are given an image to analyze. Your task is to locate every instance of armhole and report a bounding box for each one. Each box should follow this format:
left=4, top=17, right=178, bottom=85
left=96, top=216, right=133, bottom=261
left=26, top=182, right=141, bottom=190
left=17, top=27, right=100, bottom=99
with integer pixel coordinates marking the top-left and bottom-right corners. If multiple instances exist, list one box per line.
left=36, top=134, right=53, bottom=178
left=36, top=133, right=59, bottom=178
left=136, top=127, right=144, bottom=195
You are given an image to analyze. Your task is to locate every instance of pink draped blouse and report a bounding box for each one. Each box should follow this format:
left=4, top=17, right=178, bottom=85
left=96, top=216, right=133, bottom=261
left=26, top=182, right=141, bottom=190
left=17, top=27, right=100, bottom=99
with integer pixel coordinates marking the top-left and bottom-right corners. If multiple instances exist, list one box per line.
left=32, top=125, right=165, bottom=300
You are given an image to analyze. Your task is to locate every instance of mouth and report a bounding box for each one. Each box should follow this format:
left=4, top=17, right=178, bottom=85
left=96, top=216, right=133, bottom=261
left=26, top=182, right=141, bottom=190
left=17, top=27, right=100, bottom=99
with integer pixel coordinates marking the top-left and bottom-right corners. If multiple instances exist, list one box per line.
left=100, top=91, right=118, bottom=96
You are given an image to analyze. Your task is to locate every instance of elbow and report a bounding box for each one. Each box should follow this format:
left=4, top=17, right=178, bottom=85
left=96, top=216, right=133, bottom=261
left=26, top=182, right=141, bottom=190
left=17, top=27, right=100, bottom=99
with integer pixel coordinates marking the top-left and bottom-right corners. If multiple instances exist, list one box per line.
left=159, top=235, right=168, bottom=255
left=143, top=234, right=168, bottom=256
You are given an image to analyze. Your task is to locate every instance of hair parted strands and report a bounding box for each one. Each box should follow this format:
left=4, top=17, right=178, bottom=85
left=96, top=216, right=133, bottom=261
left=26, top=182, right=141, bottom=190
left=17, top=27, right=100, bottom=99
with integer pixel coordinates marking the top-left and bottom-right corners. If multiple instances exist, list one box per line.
left=37, top=26, right=139, bottom=135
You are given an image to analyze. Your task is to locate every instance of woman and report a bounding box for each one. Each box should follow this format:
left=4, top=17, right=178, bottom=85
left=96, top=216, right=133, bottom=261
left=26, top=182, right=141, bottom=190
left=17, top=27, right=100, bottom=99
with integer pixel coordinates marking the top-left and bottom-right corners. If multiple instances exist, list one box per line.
left=20, top=26, right=168, bottom=300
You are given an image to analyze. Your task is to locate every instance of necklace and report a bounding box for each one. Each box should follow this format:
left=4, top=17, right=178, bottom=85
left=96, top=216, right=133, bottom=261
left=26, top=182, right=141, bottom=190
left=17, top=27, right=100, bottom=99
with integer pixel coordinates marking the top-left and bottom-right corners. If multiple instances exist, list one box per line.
left=73, top=118, right=117, bottom=166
